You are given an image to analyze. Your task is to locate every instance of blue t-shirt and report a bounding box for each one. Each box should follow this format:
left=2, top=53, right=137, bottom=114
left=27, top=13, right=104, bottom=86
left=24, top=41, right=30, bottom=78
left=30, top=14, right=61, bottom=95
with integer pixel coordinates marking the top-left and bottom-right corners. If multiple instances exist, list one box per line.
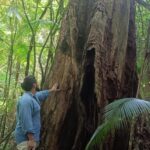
left=15, top=90, right=49, bottom=144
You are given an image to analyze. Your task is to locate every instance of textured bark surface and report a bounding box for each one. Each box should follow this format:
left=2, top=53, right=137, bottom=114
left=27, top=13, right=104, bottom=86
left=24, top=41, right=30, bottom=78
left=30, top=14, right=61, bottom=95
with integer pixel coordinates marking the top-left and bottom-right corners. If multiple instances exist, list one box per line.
left=40, top=0, right=138, bottom=150
left=131, top=116, right=150, bottom=150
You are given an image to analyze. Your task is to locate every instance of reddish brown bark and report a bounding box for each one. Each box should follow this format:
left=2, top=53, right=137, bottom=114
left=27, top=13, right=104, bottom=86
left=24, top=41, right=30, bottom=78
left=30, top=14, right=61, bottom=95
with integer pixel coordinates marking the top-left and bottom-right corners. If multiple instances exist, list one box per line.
left=40, top=0, right=138, bottom=150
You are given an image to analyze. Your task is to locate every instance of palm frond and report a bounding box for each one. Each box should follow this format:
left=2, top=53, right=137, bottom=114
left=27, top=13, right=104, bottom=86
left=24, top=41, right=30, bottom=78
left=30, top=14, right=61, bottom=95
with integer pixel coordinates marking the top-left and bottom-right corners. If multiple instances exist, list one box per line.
left=85, top=98, right=150, bottom=150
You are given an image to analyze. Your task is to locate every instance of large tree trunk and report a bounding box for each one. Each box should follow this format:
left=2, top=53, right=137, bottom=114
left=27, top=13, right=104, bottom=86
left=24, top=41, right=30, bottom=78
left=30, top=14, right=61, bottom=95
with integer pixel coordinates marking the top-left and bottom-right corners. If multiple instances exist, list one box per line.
left=40, top=0, right=138, bottom=149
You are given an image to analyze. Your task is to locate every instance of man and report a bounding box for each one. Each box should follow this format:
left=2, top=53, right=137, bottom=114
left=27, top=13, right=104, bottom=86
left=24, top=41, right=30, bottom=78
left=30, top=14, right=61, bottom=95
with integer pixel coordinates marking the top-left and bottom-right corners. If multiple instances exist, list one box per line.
left=15, top=75, right=59, bottom=150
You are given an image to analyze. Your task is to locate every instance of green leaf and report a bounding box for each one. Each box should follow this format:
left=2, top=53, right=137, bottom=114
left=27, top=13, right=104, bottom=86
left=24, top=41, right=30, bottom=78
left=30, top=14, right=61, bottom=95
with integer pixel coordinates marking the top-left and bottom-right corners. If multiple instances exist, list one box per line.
left=86, top=98, right=150, bottom=150
left=7, top=6, right=22, bottom=21
left=14, top=43, right=28, bottom=62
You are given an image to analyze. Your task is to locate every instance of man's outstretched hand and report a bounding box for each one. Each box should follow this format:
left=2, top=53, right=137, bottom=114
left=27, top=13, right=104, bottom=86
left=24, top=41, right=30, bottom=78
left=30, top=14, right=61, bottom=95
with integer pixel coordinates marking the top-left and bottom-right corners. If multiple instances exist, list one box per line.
left=50, top=83, right=60, bottom=92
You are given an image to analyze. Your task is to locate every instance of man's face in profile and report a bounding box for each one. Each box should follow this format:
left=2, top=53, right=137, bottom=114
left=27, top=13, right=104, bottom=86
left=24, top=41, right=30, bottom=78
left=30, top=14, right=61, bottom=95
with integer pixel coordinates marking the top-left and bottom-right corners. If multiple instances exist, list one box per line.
left=35, top=84, right=41, bottom=91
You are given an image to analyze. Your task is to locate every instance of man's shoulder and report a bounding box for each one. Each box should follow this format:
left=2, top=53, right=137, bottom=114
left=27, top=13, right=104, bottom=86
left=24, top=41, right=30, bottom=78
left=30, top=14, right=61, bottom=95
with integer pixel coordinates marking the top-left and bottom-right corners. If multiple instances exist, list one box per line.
left=19, top=93, right=34, bottom=105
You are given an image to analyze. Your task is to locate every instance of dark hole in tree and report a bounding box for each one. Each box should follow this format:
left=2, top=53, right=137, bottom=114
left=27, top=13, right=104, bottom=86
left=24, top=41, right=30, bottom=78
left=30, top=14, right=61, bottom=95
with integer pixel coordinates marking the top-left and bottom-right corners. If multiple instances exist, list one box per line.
left=80, top=48, right=98, bottom=149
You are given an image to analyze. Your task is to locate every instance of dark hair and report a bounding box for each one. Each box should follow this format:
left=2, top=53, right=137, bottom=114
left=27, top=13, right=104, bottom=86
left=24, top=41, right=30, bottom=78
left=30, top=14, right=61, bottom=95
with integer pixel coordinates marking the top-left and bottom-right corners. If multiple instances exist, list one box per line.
left=21, top=75, right=37, bottom=91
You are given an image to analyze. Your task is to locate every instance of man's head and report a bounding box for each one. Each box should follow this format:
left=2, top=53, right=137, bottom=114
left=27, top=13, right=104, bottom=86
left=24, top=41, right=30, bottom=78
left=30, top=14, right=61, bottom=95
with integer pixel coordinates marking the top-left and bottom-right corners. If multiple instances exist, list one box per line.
left=21, top=75, right=37, bottom=92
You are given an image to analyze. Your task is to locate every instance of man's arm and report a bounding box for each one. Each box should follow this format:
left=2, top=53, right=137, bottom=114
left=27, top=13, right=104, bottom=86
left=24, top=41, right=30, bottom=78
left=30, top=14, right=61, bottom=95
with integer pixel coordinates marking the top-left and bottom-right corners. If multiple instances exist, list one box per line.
left=27, top=133, right=36, bottom=150
left=35, top=90, right=49, bottom=102
left=35, top=83, right=60, bottom=102
left=27, top=133, right=34, bottom=141
left=19, top=100, right=36, bottom=149
left=19, top=100, right=35, bottom=134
